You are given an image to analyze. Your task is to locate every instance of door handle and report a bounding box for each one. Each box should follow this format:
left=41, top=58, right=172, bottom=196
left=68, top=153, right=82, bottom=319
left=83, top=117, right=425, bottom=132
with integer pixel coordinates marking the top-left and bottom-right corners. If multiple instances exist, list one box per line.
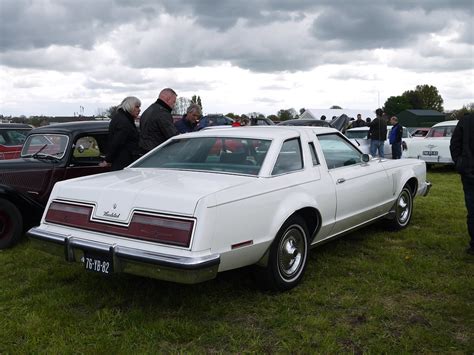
left=337, top=178, right=346, bottom=184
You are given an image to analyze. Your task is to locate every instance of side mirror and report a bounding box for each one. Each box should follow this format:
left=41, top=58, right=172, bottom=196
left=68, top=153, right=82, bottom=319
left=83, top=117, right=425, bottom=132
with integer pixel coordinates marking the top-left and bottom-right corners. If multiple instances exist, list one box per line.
left=361, top=154, right=370, bottom=163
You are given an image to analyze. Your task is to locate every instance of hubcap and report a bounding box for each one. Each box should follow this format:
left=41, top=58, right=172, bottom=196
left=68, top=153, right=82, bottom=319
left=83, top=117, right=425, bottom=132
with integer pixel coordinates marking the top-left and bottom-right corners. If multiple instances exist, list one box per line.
left=278, top=225, right=306, bottom=280
left=397, top=190, right=411, bottom=224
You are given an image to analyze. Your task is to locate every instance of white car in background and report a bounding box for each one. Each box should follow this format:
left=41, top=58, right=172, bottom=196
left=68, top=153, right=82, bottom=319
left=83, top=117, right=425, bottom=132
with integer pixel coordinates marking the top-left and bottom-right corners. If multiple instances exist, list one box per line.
left=404, top=120, right=457, bottom=165
left=345, top=126, right=413, bottom=158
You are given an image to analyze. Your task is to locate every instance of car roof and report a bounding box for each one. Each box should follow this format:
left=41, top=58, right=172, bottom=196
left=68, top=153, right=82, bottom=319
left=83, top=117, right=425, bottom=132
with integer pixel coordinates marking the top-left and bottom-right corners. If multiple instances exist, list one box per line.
left=432, top=120, right=458, bottom=127
left=277, top=119, right=329, bottom=126
left=179, top=125, right=337, bottom=140
left=28, top=120, right=110, bottom=135
left=0, top=123, right=33, bottom=129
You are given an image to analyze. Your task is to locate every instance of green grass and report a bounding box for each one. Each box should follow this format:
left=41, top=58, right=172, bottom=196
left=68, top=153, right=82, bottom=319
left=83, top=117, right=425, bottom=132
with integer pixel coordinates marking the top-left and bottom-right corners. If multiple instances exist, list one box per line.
left=1, top=168, right=473, bottom=353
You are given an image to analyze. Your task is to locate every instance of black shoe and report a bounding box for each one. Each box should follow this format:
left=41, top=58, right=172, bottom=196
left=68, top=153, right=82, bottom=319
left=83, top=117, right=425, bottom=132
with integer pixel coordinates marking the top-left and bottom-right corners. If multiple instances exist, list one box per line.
left=466, top=248, right=474, bottom=255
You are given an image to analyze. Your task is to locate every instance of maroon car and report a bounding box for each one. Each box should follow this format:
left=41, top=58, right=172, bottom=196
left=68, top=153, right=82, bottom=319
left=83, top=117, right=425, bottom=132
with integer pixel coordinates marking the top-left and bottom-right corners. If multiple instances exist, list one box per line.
left=0, top=121, right=111, bottom=248
left=0, top=123, right=32, bottom=160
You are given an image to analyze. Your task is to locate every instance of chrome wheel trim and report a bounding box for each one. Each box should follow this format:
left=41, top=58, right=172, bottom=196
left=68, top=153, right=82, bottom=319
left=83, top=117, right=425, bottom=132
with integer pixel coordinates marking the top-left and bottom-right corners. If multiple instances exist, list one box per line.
left=397, top=189, right=412, bottom=225
left=277, top=224, right=307, bottom=281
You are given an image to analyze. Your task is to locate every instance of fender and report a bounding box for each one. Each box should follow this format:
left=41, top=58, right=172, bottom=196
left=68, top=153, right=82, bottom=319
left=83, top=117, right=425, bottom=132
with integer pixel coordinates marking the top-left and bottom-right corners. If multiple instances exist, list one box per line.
left=0, top=184, right=45, bottom=229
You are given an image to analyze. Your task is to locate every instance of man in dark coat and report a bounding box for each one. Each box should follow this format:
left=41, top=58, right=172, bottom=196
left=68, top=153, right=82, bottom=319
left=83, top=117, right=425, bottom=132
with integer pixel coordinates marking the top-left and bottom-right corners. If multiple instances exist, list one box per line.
left=450, top=113, right=474, bottom=255
left=369, top=108, right=388, bottom=158
left=174, top=103, right=202, bottom=133
left=351, top=113, right=366, bottom=128
left=139, top=88, right=178, bottom=153
left=105, top=96, right=140, bottom=171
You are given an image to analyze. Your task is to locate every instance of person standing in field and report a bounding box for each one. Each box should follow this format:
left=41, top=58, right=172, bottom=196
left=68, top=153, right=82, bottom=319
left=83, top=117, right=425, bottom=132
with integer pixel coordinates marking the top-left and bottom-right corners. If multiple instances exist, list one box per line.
left=450, top=113, right=474, bottom=255
left=389, top=116, right=403, bottom=159
left=368, top=108, right=387, bottom=158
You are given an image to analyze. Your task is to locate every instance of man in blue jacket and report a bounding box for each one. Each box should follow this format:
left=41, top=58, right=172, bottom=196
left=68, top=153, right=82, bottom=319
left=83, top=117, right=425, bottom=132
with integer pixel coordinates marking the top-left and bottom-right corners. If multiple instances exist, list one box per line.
left=389, top=116, right=403, bottom=159
left=175, top=103, right=202, bottom=133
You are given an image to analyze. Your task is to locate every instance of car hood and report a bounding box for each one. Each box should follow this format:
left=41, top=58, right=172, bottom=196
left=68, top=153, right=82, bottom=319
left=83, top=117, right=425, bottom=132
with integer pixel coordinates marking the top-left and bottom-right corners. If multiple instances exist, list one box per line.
left=51, top=168, right=254, bottom=221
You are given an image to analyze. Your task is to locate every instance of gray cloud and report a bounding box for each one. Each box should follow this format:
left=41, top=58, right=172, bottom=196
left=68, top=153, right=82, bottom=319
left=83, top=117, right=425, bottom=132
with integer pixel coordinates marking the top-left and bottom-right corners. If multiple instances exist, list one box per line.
left=0, top=0, right=472, bottom=74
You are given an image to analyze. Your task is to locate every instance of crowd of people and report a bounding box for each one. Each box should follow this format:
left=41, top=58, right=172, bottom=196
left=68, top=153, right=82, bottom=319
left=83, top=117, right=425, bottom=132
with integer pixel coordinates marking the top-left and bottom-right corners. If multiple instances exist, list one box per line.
left=323, top=109, right=403, bottom=159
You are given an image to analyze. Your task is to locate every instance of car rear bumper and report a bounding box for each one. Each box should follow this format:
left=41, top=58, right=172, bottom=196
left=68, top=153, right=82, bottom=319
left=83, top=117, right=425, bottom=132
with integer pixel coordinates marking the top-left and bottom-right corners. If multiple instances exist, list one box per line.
left=27, top=227, right=220, bottom=284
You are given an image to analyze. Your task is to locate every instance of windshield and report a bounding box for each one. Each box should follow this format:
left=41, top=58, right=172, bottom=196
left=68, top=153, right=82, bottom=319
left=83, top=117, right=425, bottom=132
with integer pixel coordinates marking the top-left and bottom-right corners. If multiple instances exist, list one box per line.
left=21, top=134, right=69, bottom=159
left=345, top=130, right=369, bottom=139
left=133, top=136, right=271, bottom=176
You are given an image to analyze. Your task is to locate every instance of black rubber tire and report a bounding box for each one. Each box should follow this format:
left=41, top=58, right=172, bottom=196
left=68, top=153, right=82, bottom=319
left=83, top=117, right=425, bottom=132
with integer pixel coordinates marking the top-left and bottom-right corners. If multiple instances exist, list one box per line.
left=389, top=187, right=413, bottom=230
left=258, top=215, right=309, bottom=291
left=0, top=198, right=23, bottom=249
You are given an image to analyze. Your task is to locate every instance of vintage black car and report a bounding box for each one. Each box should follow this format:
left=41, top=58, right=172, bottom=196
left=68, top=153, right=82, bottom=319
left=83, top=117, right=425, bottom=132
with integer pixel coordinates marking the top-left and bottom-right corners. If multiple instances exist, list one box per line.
left=0, top=121, right=111, bottom=248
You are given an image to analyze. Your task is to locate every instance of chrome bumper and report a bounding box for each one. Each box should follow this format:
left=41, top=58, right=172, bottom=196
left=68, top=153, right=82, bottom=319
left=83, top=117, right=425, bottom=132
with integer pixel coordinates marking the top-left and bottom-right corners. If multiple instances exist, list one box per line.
left=420, top=181, right=432, bottom=197
left=27, top=227, right=220, bottom=284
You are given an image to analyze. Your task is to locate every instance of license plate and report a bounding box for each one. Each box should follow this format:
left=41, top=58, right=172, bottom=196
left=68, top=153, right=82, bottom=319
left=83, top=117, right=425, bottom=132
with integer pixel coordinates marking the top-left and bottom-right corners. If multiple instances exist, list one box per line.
left=423, top=151, right=438, bottom=156
left=83, top=252, right=113, bottom=274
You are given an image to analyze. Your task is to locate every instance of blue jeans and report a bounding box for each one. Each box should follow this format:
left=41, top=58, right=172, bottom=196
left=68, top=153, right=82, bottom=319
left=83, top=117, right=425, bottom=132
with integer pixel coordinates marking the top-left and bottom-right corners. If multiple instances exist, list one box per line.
left=391, top=142, right=402, bottom=159
left=461, top=175, right=474, bottom=248
left=370, top=140, right=385, bottom=158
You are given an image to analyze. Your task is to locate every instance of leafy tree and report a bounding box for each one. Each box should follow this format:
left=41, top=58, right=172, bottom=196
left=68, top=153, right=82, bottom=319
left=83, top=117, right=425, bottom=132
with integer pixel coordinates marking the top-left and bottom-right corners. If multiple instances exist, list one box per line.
left=267, top=114, right=278, bottom=121
left=401, top=90, right=422, bottom=109
left=226, top=113, right=236, bottom=119
left=330, top=105, right=342, bottom=109
left=299, top=108, right=305, bottom=115
left=449, top=102, right=474, bottom=120
left=191, top=95, right=203, bottom=110
left=277, top=109, right=293, bottom=121
left=383, top=95, right=411, bottom=116
left=414, top=84, right=444, bottom=112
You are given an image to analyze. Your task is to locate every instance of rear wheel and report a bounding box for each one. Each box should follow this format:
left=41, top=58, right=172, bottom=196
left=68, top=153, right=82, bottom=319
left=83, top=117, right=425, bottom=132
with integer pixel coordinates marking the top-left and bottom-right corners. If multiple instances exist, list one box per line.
left=389, top=187, right=413, bottom=230
left=258, top=215, right=309, bottom=291
left=0, top=198, right=23, bottom=249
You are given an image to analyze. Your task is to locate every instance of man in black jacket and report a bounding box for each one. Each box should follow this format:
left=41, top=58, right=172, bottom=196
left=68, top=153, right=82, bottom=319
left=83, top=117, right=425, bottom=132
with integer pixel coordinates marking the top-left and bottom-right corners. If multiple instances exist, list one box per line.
left=369, top=108, right=387, bottom=158
left=450, top=113, right=474, bottom=255
left=139, top=88, right=178, bottom=153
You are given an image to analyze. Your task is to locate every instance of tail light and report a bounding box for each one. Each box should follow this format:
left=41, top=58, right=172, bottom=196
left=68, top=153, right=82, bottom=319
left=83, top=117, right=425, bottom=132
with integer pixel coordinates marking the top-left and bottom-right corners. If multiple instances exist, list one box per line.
left=45, top=201, right=194, bottom=247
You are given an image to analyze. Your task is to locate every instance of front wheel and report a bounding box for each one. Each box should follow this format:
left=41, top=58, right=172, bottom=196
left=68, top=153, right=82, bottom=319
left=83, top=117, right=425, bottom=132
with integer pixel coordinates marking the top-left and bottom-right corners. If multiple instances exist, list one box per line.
left=389, top=187, right=413, bottom=230
left=0, top=198, right=23, bottom=249
left=258, top=215, right=309, bottom=291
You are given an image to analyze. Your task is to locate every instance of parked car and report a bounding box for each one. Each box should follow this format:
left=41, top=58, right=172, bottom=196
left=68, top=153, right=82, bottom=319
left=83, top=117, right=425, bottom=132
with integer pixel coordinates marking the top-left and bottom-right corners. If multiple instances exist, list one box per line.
left=404, top=120, right=457, bottom=165
left=345, top=125, right=412, bottom=158
left=28, top=126, right=431, bottom=291
left=197, top=114, right=234, bottom=129
left=0, top=123, right=33, bottom=160
left=250, top=117, right=275, bottom=125
left=0, top=121, right=111, bottom=248
left=277, top=119, right=331, bottom=127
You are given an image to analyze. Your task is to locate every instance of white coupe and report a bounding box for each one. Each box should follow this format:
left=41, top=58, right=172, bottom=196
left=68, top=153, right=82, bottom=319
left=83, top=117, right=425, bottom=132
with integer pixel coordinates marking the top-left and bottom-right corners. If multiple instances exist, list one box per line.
left=405, top=120, right=457, bottom=165
left=29, top=126, right=431, bottom=291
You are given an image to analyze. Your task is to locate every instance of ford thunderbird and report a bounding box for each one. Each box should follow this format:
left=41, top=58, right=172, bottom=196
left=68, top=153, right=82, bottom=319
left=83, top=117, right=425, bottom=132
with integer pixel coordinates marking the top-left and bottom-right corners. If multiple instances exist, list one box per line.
left=28, top=126, right=431, bottom=291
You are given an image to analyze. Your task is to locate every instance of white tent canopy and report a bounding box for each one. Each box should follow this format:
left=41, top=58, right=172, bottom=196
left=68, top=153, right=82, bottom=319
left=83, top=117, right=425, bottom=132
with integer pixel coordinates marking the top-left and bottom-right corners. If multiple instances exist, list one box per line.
left=300, top=108, right=375, bottom=121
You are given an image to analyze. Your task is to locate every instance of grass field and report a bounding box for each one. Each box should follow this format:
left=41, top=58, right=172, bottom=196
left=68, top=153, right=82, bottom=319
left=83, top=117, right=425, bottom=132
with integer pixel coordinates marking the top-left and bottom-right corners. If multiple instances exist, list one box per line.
left=1, top=168, right=473, bottom=353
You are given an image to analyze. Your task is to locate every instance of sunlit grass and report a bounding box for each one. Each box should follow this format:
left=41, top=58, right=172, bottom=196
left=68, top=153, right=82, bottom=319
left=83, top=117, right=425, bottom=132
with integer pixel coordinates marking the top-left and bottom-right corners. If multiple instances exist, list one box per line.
left=1, top=167, right=472, bottom=353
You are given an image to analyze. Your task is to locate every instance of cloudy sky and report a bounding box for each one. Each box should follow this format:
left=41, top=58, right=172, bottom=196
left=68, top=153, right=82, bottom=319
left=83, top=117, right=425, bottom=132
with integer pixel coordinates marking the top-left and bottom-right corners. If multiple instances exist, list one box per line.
left=0, top=0, right=473, bottom=117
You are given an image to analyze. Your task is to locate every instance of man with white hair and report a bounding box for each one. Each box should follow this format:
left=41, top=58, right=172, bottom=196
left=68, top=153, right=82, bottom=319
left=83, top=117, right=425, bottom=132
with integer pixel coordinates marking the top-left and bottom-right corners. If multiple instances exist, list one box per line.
left=139, top=88, right=178, bottom=153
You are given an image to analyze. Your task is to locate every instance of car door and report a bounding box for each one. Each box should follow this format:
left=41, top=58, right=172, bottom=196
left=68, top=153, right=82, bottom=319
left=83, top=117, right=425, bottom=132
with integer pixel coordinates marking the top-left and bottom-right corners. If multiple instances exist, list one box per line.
left=317, top=133, right=391, bottom=235
left=63, top=133, right=110, bottom=179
